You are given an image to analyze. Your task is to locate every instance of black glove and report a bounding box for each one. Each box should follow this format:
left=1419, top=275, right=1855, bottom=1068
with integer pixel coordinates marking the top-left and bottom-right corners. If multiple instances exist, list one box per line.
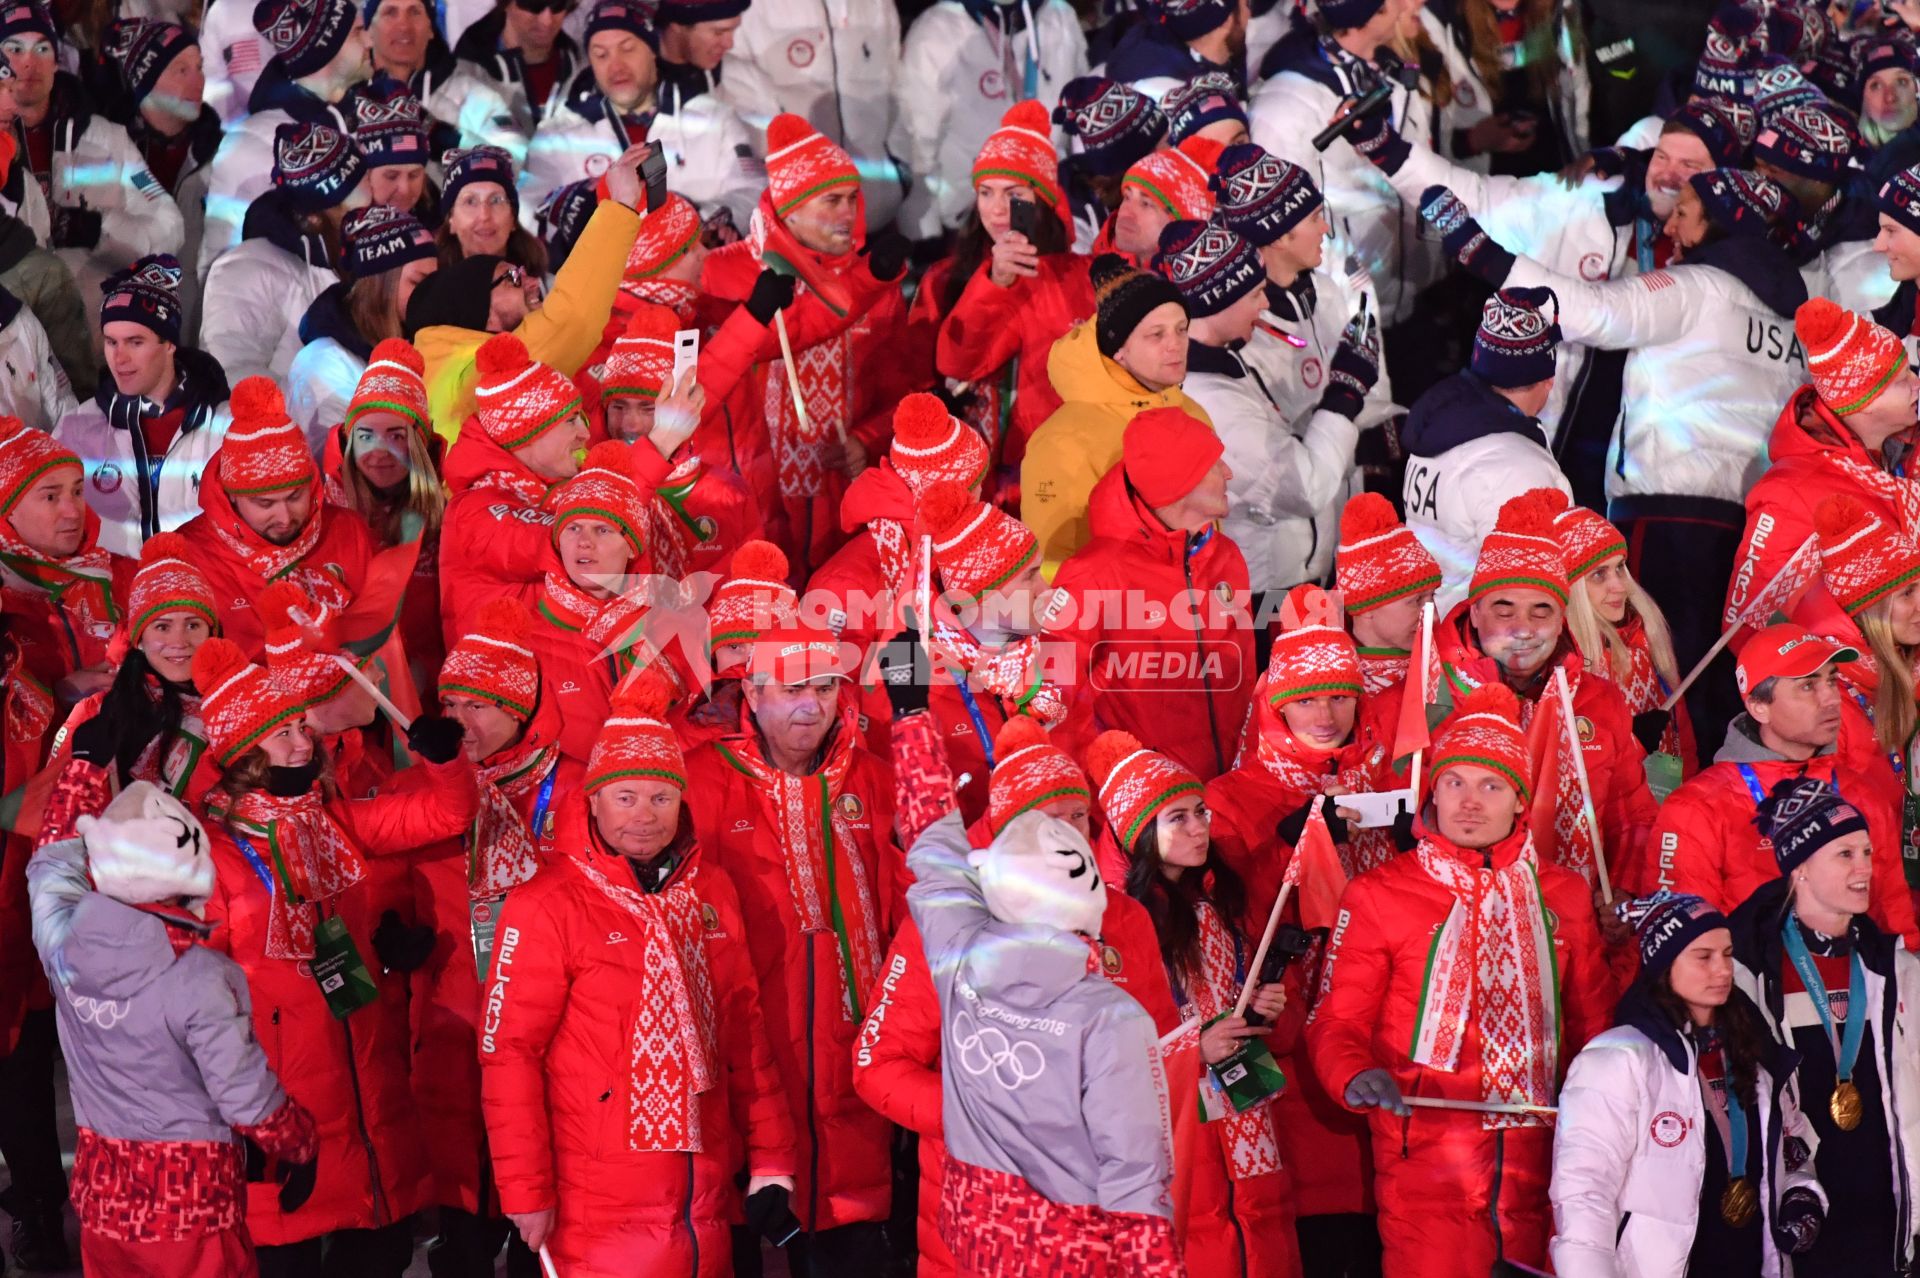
left=50, top=205, right=101, bottom=250
left=931, top=384, right=979, bottom=420
left=1354, top=417, right=1402, bottom=469
left=1320, top=311, right=1381, bottom=422
left=1346, top=100, right=1410, bottom=173
left=864, top=228, right=911, bottom=282
left=1772, top=1186, right=1822, bottom=1255
left=1276, top=800, right=1349, bottom=848
left=745, top=268, right=796, bottom=324
left=1418, top=185, right=1515, bottom=285
left=278, top=1157, right=318, bottom=1213
left=875, top=631, right=930, bottom=718
left=405, top=713, right=465, bottom=764
left=68, top=714, right=117, bottom=768
left=371, top=909, right=436, bottom=973
left=1389, top=808, right=1419, bottom=854
left=1631, top=708, right=1672, bottom=754
left=744, top=1183, right=803, bottom=1246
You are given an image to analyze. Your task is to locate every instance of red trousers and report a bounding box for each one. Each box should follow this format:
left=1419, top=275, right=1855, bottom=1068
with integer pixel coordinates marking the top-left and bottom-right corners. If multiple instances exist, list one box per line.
left=80, top=1227, right=258, bottom=1277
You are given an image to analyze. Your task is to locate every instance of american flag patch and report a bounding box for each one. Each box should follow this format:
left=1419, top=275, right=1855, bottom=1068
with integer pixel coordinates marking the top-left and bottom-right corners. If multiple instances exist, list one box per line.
left=394, top=135, right=420, bottom=152
left=227, top=38, right=261, bottom=74
left=1640, top=270, right=1674, bottom=292
left=132, top=169, right=163, bottom=200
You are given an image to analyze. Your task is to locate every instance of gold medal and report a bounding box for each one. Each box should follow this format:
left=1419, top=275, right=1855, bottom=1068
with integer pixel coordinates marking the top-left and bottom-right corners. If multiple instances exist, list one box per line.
left=1831, top=1080, right=1864, bottom=1132
left=1720, top=1177, right=1758, bottom=1228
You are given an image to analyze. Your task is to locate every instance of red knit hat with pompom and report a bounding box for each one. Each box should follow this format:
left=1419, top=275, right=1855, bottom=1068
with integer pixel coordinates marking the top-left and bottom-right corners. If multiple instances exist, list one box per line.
left=586, top=669, right=685, bottom=793
left=0, top=417, right=79, bottom=516
left=624, top=192, right=702, bottom=281
left=545, top=440, right=648, bottom=558
left=920, top=479, right=1038, bottom=602
left=439, top=598, right=541, bottom=722
left=124, top=531, right=217, bottom=647
left=765, top=112, right=859, bottom=218
left=1087, top=729, right=1202, bottom=852
left=346, top=338, right=429, bottom=435
left=192, top=636, right=306, bottom=766
left=1428, top=682, right=1532, bottom=802
left=220, top=377, right=316, bottom=496
left=707, top=539, right=797, bottom=653
left=1123, top=136, right=1224, bottom=221
left=1335, top=492, right=1440, bottom=614
left=1265, top=584, right=1363, bottom=708
left=972, top=100, right=1067, bottom=231
left=600, top=302, right=678, bottom=401
left=258, top=579, right=358, bottom=706
left=889, top=392, right=990, bottom=494
left=1469, top=488, right=1571, bottom=605
left=1815, top=492, right=1920, bottom=615
left=989, top=715, right=1093, bottom=837
left=473, top=332, right=583, bottom=450
left=1796, top=297, right=1909, bottom=417
left=1553, top=502, right=1629, bottom=585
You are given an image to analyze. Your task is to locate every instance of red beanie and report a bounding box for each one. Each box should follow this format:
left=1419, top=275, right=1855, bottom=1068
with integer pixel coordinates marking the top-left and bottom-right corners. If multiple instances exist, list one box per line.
left=1428, top=682, right=1532, bottom=802
left=474, top=332, right=583, bottom=451
left=707, top=540, right=797, bottom=651
left=1815, top=493, right=1920, bottom=616
left=586, top=673, right=685, bottom=794
left=1122, top=136, right=1224, bottom=221
left=889, top=392, right=990, bottom=495
left=600, top=302, right=677, bottom=401
left=1469, top=488, right=1570, bottom=605
left=1796, top=297, right=1909, bottom=416
left=191, top=636, right=307, bottom=767
left=1265, top=584, right=1363, bottom=708
left=1553, top=503, right=1628, bottom=584
left=1335, top=492, right=1440, bottom=614
left=346, top=338, right=429, bottom=436
left=1087, top=729, right=1202, bottom=851
left=439, top=598, right=541, bottom=721
left=921, top=479, right=1038, bottom=602
left=546, top=440, right=647, bottom=558
left=972, top=101, right=1068, bottom=232
left=624, top=193, right=702, bottom=281
left=259, top=579, right=357, bottom=706
left=1122, top=407, right=1222, bottom=508
left=0, top=418, right=79, bottom=516
left=221, top=378, right=317, bottom=496
left=988, top=716, right=1092, bottom=837
left=765, top=113, right=859, bottom=219
left=124, top=531, right=217, bottom=647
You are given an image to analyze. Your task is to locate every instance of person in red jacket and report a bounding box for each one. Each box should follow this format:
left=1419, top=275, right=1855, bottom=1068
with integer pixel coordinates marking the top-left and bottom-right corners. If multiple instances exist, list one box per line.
left=479, top=677, right=796, bottom=1277
left=439, top=332, right=593, bottom=649
left=681, top=622, right=897, bottom=1269
left=1372, top=488, right=1660, bottom=895
left=1046, top=405, right=1254, bottom=782
left=1624, top=622, right=1920, bottom=950
left=1086, top=727, right=1303, bottom=1278
left=933, top=101, right=1095, bottom=499
left=1731, top=298, right=1917, bottom=652
left=854, top=712, right=1172, bottom=1278
left=1334, top=492, right=1441, bottom=697
left=699, top=114, right=919, bottom=579
left=176, top=380, right=379, bottom=661
left=674, top=540, right=796, bottom=752
left=189, top=636, right=479, bottom=1273
left=1307, top=682, right=1613, bottom=1278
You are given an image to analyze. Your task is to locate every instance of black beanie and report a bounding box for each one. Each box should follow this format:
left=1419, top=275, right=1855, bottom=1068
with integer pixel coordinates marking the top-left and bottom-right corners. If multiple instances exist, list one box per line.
left=1091, top=253, right=1185, bottom=359
left=403, top=254, right=502, bottom=339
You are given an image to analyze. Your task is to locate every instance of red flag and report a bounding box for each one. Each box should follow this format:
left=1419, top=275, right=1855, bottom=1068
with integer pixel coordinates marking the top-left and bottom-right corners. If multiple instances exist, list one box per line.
left=1391, top=603, right=1437, bottom=768
left=1287, top=800, right=1349, bottom=932
left=1724, top=534, right=1820, bottom=628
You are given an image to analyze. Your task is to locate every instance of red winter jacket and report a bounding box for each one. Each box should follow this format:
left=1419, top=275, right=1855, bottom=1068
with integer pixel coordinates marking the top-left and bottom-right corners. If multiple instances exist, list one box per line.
left=1046, top=467, right=1257, bottom=782
left=177, top=463, right=377, bottom=661
left=479, top=834, right=794, bottom=1277
left=439, top=427, right=557, bottom=650
left=937, top=253, right=1095, bottom=473
left=0, top=516, right=131, bottom=692
left=198, top=752, right=479, bottom=1246
left=1728, top=385, right=1910, bottom=640
left=683, top=720, right=899, bottom=1232
left=1306, top=826, right=1613, bottom=1276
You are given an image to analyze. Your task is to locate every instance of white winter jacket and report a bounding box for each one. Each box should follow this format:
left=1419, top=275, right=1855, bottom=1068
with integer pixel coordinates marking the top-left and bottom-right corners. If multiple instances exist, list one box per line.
left=891, top=0, right=1087, bottom=239
left=284, top=336, right=365, bottom=450
left=1551, top=1013, right=1823, bottom=1278
left=199, top=0, right=269, bottom=125
left=1504, top=246, right=1810, bottom=507
left=522, top=82, right=762, bottom=229
left=200, top=238, right=338, bottom=385
left=202, top=99, right=352, bottom=277
left=0, top=301, right=74, bottom=433
left=54, top=388, right=231, bottom=559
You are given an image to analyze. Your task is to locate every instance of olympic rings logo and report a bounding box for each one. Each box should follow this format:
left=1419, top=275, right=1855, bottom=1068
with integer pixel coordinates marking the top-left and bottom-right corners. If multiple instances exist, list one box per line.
left=951, top=1010, right=1046, bottom=1089
left=70, top=995, right=130, bottom=1029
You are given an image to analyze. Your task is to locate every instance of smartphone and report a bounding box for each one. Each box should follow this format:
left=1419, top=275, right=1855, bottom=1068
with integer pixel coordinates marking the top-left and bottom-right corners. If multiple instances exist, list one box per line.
left=672, top=328, right=699, bottom=388
left=641, top=142, right=669, bottom=212
left=1008, top=195, right=1038, bottom=240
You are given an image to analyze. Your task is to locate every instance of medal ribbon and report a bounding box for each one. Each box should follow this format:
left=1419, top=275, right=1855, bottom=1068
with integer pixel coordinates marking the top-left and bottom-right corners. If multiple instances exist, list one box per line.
left=1697, top=1042, right=1747, bottom=1182
left=1782, top=919, right=1868, bottom=1088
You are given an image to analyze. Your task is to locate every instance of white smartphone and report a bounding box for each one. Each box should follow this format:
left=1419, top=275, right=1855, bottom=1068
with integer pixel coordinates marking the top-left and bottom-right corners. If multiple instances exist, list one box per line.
left=1338, top=788, right=1415, bottom=828
left=673, top=328, right=699, bottom=388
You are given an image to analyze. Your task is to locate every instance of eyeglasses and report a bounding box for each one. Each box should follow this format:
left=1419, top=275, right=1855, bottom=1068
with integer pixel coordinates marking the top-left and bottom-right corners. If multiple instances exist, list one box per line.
left=510, top=0, right=575, bottom=14
left=492, top=263, right=526, bottom=288
left=460, top=191, right=513, bottom=212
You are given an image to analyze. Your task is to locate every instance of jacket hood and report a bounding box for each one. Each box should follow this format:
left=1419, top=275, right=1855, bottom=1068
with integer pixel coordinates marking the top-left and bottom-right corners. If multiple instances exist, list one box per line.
left=1711, top=713, right=1837, bottom=766
left=837, top=462, right=915, bottom=534
left=1684, top=235, right=1808, bottom=319
left=58, top=892, right=185, bottom=1003
left=1084, top=463, right=1232, bottom=572
left=297, top=281, right=373, bottom=361
left=967, top=920, right=1104, bottom=1010
left=240, top=189, right=332, bottom=268
left=1613, top=981, right=1793, bottom=1081
left=1767, top=382, right=1879, bottom=467
left=1047, top=321, right=1157, bottom=407
left=1401, top=371, right=1549, bottom=458
left=441, top=420, right=548, bottom=494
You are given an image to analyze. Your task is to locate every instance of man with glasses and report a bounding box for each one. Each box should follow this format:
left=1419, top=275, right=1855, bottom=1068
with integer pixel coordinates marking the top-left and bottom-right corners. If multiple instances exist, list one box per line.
left=448, top=0, right=581, bottom=145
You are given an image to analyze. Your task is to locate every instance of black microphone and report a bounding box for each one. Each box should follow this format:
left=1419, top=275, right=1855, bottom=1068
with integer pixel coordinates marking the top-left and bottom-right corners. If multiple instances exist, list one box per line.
left=1310, top=48, right=1409, bottom=153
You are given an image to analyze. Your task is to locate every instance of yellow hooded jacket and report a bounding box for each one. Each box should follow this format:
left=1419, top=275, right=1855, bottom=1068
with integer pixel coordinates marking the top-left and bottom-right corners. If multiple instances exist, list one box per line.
left=1020, top=321, right=1213, bottom=578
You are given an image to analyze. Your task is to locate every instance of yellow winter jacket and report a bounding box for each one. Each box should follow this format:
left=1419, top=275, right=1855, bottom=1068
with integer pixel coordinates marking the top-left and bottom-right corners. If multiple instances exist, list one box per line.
left=1020, top=321, right=1213, bottom=578
left=417, top=200, right=642, bottom=439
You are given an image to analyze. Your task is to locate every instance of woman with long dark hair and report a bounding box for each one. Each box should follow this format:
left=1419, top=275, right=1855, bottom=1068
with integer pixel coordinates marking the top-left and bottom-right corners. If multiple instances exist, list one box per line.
left=1088, top=729, right=1302, bottom=1278
left=1551, top=892, right=1825, bottom=1276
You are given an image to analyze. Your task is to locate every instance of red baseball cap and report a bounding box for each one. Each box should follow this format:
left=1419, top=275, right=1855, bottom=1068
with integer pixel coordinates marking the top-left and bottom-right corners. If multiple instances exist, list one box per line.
left=748, top=623, right=855, bottom=685
left=1735, top=624, right=1859, bottom=695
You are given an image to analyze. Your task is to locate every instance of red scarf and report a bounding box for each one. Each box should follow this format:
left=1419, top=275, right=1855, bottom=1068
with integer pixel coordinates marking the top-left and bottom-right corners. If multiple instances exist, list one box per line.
left=929, top=620, right=1069, bottom=729
left=216, top=788, right=367, bottom=960
left=747, top=207, right=855, bottom=500
left=539, top=571, right=660, bottom=681
left=1357, top=647, right=1409, bottom=697
left=1187, top=902, right=1282, bottom=1180
left=469, top=743, right=555, bottom=900
left=0, top=517, right=119, bottom=663
left=1612, top=614, right=1683, bottom=757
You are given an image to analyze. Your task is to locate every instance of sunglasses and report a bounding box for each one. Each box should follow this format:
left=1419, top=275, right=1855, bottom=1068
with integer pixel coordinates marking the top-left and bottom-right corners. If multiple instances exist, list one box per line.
left=492, top=263, right=526, bottom=288
left=510, top=0, right=575, bottom=14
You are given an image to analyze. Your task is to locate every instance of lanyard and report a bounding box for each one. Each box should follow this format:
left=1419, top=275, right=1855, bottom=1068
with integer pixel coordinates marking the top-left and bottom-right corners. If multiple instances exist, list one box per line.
left=1737, top=763, right=1767, bottom=805
left=950, top=679, right=998, bottom=772
left=233, top=830, right=298, bottom=903
left=1782, top=919, right=1868, bottom=1085
left=1847, top=689, right=1906, bottom=776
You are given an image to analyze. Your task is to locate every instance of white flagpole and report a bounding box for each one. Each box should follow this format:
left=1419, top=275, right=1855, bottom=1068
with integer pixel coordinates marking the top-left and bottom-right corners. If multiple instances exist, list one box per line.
left=1663, top=534, right=1818, bottom=712
left=1403, top=1096, right=1557, bottom=1117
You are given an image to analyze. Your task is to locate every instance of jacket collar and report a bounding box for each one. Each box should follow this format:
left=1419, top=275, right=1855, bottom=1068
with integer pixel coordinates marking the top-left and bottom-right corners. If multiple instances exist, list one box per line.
left=1184, top=338, right=1245, bottom=379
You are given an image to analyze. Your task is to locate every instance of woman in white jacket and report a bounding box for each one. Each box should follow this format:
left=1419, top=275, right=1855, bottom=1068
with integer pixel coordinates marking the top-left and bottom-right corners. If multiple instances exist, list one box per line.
left=1552, top=891, right=1826, bottom=1278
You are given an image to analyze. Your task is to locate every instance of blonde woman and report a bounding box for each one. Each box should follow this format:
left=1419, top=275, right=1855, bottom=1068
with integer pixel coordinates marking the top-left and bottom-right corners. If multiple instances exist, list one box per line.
left=1555, top=499, right=1696, bottom=773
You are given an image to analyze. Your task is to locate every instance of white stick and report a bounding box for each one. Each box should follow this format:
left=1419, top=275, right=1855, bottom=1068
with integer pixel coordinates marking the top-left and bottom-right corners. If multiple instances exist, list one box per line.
left=328, top=653, right=413, bottom=731
left=1553, top=666, right=1609, bottom=902
left=1403, top=1095, right=1558, bottom=1117
left=539, top=1245, right=561, bottom=1278
left=918, top=534, right=932, bottom=656
left=1233, top=872, right=1299, bottom=1019
left=1408, top=600, right=1434, bottom=801
left=772, top=308, right=846, bottom=444
left=1663, top=533, right=1818, bottom=712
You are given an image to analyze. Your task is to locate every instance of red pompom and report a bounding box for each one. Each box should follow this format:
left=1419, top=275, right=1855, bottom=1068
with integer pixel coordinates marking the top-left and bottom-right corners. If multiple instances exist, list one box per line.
left=475, top=332, right=531, bottom=379
left=229, top=376, right=286, bottom=430
left=611, top=667, right=674, bottom=720
left=993, top=713, right=1052, bottom=760
left=256, top=580, right=314, bottom=630
left=623, top=301, right=679, bottom=342
left=1815, top=492, right=1872, bottom=540
left=764, top=113, right=816, bottom=155
left=729, top=539, right=789, bottom=584
left=1494, top=487, right=1565, bottom=537
left=581, top=440, right=632, bottom=474
left=1794, top=297, right=1850, bottom=351
left=1278, top=583, right=1340, bottom=631
left=191, top=636, right=251, bottom=699
left=473, top=598, right=533, bottom=645
left=1452, top=681, right=1522, bottom=727
left=999, top=100, right=1053, bottom=135
left=1338, top=492, right=1399, bottom=544
left=1084, top=729, right=1146, bottom=793
left=366, top=337, right=424, bottom=376
left=137, top=530, right=193, bottom=568
left=1178, top=136, right=1225, bottom=172
left=891, top=392, right=954, bottom=450
left=919, top=480, right=977, bottom=540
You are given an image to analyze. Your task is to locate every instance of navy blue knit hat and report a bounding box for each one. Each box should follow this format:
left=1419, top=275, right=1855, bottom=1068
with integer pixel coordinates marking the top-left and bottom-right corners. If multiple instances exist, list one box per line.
left=1862, top=37, right=1918, bottom=87
left=271, top=120, right=366, bottom=212
left=1472, top=287, right=1560, bottom=389
left=441, top=144, right=517, bottom=214
left=1618, top=891, right=1730, bottom=980
left=0, top=3, right=56, bottom=46
left=1212, top=142, right=1322, bottom=246
left=1879, top=164, right=1920, bottom=236
left=656, top=0, right=748, bottom=25
left=1667, top=98, right=1746, bottom=169
left=1689, top=168, right=1786, bottom=239
left=1164, top=71, right=1246, bottom=145
left=538, top=179, right=598, bottom=271
left=1155, top=219, right=1263, bottom=318
left=1758, top=776, right=1870, bottom=876
left=1693, top=2, right=1759, bottom=101
left=341, top=203, right=435, bottom=277
left=1318, top=0, right=1385, bottom=29
left=1154, top=0, right=1231, bottom=43
left=1054, top=77, right=1167, bottom=178
left=1752, top=55, right=1824, bottom=127
left=584, top=0, right=657, bottom=49
left=348, top=78, right=430, bottom=169
left=99, top=254, right=183, bottom=345
left=101, top=17, right=198, bottom=109
left=1753, top=102, right=1856, bottom=186
left=253, top=0, right=359, bottom=78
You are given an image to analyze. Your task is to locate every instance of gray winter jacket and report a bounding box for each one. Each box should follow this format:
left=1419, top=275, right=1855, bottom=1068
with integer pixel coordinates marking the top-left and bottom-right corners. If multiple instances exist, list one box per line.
left=28, top=837, right=287, bottom=1143
left=905, top=811, right=1177, bottom=1219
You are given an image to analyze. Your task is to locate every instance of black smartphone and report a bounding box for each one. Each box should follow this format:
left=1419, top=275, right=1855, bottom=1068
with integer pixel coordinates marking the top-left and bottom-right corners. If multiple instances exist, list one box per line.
left=1008, top=195, right=1038, bottom=240
left=641, top=142, right=669, bottom=212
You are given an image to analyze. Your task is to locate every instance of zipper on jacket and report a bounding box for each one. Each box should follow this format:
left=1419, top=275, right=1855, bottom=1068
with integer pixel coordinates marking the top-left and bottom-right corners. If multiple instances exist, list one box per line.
left=1182, top=544, right=1225, bottom=776
left=1488, top=1128, right=1506, bottom=1261
left=804, top=940, right=821, bottom=1235
left=682, top=1153, right=698, bottom=1278
left=338, top=1011, right=390, bottom=1225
